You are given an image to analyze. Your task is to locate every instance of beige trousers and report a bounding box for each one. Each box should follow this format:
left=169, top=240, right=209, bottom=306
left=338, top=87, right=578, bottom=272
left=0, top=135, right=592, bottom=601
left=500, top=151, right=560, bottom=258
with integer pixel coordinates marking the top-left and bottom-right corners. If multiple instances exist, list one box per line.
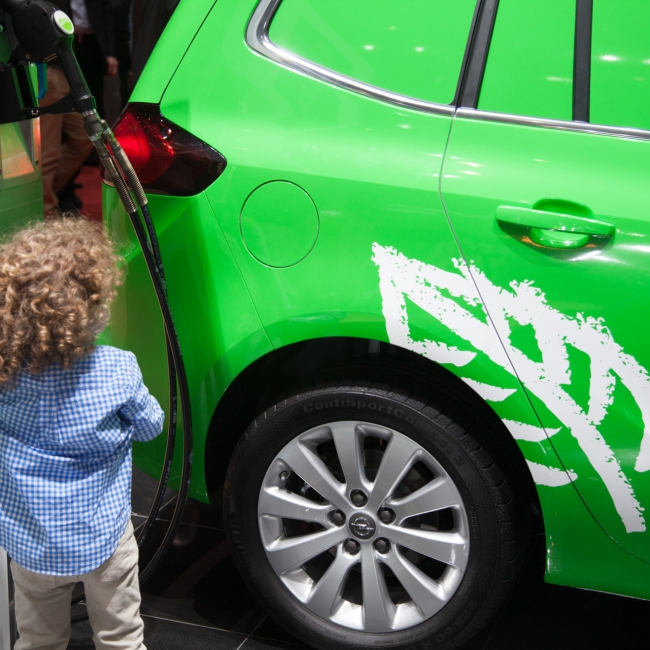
left=10, top=521, right=146, bottom=650
left=40, top=66, right=94, bottom=215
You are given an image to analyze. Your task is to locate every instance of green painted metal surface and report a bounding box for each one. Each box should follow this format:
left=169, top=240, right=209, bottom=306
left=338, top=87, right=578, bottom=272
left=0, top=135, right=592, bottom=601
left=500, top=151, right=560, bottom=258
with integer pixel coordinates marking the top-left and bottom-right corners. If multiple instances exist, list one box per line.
left=163, top=0, right=470, bottom=346
left=241, top=181, right=319, bottom=268
left=102, top=188, right=273, bottom=501
left=543, top=458, right=650, bottom=598
left=478, top=0, right=574, bottom=120
left=102, top=0, right=650, bottom=602
left=269, top=0, right=476, bottom=104
left=442, top=117, right=650, bottom=573
left=591, top=0, right=650, bottom=130
left=152, top=0, right=567, bottom=579
left=129, top=0, right=218, bottom=105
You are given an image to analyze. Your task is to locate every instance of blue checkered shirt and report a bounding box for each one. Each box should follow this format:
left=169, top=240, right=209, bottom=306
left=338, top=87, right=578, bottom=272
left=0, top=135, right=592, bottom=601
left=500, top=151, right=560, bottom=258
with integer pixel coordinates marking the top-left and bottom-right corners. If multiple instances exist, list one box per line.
left=0, top=346, right=164, bottom=575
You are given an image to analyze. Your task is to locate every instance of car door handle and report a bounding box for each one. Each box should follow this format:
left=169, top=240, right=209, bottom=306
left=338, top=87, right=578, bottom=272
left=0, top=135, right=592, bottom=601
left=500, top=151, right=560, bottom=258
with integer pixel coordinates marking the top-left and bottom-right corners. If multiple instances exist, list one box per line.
left=496, top=205, right=615, bottom=249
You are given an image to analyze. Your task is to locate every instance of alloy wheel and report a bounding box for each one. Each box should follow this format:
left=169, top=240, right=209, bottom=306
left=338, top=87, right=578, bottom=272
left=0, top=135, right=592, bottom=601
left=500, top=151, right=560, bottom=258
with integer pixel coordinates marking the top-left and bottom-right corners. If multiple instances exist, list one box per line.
left=258, top=421, right=470, bottom=632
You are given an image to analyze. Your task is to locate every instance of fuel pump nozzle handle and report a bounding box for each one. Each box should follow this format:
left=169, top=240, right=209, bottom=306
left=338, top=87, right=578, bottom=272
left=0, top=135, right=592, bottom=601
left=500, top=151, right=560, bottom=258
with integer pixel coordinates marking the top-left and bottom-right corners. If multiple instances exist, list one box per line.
left=2, top=1, right=94, bottom=112
left=0, top=0, right=148, bottom=209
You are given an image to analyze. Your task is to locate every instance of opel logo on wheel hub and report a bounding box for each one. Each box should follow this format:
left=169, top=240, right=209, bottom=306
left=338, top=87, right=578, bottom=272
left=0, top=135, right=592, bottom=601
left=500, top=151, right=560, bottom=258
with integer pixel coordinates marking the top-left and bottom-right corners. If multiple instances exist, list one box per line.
left=349, top=513, right=377, bottom=539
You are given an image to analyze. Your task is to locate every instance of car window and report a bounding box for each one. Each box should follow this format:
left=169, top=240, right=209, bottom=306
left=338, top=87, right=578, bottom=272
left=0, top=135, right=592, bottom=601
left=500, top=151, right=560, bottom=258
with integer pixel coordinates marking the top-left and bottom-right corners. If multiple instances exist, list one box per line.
left=268, top=0, right=477, bottom=105
left=478, top=0, right=575, bottom=121
left=590, top=1, right=650, bottom=131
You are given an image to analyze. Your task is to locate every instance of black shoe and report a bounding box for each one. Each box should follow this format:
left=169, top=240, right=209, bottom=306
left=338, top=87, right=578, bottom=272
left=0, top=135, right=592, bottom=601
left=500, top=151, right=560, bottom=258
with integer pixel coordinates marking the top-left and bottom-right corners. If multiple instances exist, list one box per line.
left=58, top=193, right=83, bottom=211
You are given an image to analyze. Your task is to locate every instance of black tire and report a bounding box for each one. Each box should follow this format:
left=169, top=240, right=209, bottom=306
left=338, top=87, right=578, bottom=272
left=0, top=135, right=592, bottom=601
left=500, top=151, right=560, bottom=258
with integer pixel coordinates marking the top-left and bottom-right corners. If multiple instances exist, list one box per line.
left=224, top=378, right=519, bottom=650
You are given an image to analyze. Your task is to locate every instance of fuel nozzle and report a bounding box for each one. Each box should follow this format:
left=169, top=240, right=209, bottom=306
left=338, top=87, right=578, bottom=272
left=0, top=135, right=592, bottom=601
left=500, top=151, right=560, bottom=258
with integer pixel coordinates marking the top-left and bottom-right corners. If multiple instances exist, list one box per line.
left=9, top=0, right=72, bottom=53
left=0, top=0, right=148, bottom=210
left=3, top=0, right=96, bottom=114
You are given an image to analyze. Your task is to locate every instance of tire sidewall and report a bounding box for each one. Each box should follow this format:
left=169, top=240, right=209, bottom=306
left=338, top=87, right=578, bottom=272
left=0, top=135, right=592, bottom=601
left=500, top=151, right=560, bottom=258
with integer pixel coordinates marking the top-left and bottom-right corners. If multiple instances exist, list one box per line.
left=226, top=386, right=509, bottom=650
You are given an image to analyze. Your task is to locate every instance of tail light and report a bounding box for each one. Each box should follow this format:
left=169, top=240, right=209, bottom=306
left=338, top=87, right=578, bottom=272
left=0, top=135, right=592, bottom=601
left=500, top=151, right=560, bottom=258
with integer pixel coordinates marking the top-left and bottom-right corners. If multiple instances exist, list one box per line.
left=101, top=103, right=227, bottom=196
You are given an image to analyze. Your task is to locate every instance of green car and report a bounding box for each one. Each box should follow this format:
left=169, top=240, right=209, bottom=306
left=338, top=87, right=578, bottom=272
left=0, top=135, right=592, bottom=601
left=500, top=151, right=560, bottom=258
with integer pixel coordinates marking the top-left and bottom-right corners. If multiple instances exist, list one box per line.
left=103, top=1, right=650, bottom=648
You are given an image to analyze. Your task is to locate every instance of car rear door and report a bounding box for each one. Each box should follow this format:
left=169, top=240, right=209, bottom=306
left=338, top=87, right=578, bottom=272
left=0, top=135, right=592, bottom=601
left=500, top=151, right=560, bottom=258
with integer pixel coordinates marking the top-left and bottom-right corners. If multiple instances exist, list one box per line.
left=441, top=0, right=650, bottom=561
left=159, top=0, right=480, bottom=345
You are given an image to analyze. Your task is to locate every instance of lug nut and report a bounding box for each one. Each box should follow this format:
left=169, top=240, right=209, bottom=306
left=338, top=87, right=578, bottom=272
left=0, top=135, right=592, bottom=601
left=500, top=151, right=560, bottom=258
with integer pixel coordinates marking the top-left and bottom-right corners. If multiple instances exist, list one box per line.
left=374, top=538, right=390, bottom=554
left=378, top=508, right=395, bottom=524
left=350, top=490, right=367, bottom=507
left=329, top=510, right=346, bottom=526
left=278, top=471, right=289, bottom=484
left=344, top=539, right=360, bottom=555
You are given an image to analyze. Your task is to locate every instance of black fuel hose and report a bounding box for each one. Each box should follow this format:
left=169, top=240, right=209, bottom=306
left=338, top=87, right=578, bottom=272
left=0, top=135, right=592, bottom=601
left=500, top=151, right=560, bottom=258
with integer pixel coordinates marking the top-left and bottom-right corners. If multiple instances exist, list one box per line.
left=69, top=201, right=193, bottom=619
left=70, top=201, right=193, bottom=620
left=127, top=204, right=193, bottom=585
left=80, top=116, right=195, bottom=599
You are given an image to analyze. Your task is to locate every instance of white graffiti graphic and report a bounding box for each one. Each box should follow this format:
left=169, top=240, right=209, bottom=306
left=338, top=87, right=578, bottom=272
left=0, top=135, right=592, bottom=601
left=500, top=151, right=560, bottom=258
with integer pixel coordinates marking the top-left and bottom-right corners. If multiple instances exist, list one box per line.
left=373, top=243, right=650, bottom=533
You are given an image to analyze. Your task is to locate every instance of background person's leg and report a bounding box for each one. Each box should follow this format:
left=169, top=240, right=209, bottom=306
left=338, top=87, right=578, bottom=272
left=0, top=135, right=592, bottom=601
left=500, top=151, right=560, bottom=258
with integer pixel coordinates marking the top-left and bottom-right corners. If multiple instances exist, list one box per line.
left=52, top=112, right=94, bottom=203
left=40, top=111, right=64, bottom=215
left=39, top=66, right=71, bottom=214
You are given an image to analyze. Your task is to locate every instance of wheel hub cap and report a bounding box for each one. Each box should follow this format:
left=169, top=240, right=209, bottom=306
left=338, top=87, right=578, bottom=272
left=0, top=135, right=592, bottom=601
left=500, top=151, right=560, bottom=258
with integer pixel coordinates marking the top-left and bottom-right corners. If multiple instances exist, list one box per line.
left=348, top=513, right=377, bottom=539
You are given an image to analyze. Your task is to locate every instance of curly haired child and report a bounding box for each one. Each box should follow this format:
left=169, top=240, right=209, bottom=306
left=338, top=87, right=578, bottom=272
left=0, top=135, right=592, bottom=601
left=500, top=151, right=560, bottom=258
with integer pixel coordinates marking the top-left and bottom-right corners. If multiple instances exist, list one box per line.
left=0, top=217, right=164, bottom=650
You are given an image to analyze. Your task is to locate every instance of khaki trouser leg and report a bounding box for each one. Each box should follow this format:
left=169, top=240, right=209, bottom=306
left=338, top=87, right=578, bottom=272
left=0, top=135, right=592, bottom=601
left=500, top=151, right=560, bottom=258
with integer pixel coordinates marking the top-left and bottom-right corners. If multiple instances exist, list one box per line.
left=10, top=564, right=75, bottom=650
left=10, top=521, right=146, bottom=650
left=83, top=522, right=146, bottom=650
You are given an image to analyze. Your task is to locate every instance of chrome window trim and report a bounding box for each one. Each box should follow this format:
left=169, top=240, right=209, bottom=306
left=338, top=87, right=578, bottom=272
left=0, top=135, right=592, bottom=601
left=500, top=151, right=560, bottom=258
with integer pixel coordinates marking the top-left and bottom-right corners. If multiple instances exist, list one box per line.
left=246, top=0, right=454, bottom=116
left=248, top=0, right=650, bottom=140
left=455, top=108, right=650, bottom=141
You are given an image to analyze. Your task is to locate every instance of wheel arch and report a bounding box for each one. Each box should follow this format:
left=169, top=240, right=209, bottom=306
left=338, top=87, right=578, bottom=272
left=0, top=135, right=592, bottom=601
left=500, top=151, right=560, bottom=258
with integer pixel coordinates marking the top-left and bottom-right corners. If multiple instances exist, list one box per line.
left=205, top=335, right=544, bottom=542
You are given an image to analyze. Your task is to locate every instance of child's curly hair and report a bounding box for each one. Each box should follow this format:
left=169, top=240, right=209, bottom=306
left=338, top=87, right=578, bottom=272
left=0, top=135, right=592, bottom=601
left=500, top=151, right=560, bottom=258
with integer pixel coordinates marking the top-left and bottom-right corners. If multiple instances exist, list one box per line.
left=0, top=217, right=124, bottom=384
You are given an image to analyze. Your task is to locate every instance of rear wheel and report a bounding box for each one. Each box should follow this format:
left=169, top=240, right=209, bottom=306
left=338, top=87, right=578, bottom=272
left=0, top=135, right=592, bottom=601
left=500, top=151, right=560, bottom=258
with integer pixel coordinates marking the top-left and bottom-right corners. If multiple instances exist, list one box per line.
left=225, top=381, right=519, bottom=650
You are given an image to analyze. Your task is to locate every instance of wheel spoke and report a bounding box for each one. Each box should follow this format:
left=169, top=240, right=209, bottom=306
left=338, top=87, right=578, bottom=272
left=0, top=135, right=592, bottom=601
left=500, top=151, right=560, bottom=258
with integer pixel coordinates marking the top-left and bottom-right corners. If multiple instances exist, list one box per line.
left=382, top=548, right=448, bottom=618
left=387, top=477, right=462, bottom=525
left=279, top=441, right=347, bottom=510
left=331, top=423, right=368, bottom=493
left=387, top=527, right=468, bottom=570
left=259, top=486, right=332, bottom=525
left=307, top=548, right=357, bottom=617
left=361, top=545, right=395, bottom=632
left=265, top=526, right=348, bottom=575
left=366, top=435, right=421, bottom=511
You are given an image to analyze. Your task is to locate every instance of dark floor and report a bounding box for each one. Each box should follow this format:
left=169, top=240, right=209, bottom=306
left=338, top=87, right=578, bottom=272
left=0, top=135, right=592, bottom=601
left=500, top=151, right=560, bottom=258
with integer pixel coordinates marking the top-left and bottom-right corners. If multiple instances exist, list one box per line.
left=63, top=469, right=650, bottom=650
